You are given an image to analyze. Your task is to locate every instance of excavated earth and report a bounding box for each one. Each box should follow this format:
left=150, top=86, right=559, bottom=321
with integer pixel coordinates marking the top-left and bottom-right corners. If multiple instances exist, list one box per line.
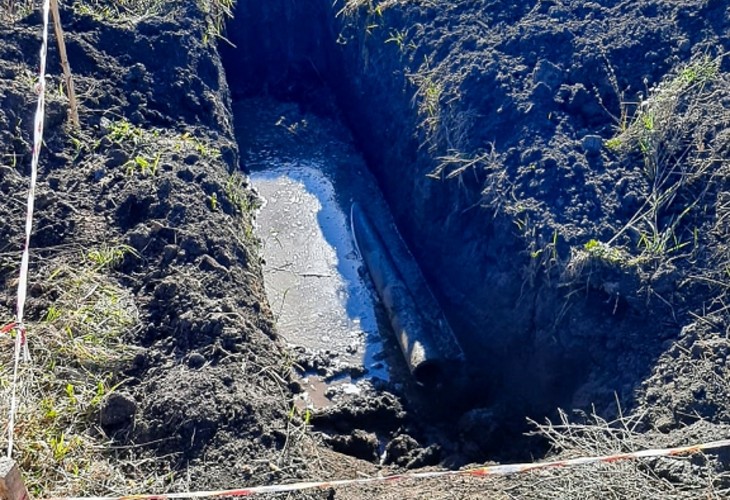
left=1, top=0, right=730, bottom=498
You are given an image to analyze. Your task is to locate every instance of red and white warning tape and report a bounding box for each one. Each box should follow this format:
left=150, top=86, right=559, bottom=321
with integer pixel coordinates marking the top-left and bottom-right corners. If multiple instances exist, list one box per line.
left=45, top=438, right=730, bottom=500
left=6, top=0, right=51, bottom=459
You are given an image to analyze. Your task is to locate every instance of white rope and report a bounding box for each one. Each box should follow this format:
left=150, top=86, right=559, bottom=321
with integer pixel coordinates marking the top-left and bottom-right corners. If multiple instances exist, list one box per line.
left=7, top=0, right=51, bottom=459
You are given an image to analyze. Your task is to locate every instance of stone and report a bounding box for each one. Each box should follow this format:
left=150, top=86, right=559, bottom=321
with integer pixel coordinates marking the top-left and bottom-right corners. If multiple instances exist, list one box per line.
left=187, top=352, right=206, bottom=369
left=582, top=134, right=603, bottom=155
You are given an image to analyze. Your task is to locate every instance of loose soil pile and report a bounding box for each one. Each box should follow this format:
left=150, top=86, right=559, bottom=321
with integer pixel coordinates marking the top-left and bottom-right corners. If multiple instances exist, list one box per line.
left=0, top=0, right=729, bottom=498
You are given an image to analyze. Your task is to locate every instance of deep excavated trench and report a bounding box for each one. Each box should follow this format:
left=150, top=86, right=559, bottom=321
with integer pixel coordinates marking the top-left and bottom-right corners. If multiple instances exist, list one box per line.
left=219, top=0, right=669, bottom=456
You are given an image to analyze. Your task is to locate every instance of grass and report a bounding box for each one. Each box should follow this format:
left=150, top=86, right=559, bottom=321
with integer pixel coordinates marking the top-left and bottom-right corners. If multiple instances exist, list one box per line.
left=94, top=119, right=222, bottom=178
left=0, top=245, right=143, bottom=497
left=561, top=52, right=729, bottom=292
left=0, top=0, right=35, bottom=22
left=71, top=0, right=165, bottom=24
left=3, top=0, right=235, bottom=45
left=225, top=172, right=260, bottom=240
left=605, top=53, right=729, bottom=260
left=200, top=0, right=235, bottom=46
left=506, top=409, right=730, bottom=499
left=336, top=0, right=435, bottom=18
left=407, top=62, right=447, bottom=150
left=86, top=244, right=137, bottom=270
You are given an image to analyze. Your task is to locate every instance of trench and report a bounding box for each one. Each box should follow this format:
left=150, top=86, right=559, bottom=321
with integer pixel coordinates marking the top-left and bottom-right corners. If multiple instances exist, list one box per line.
left=219, top=0, right=653, bottom=461
left=218, top=1, right=555, bottom=459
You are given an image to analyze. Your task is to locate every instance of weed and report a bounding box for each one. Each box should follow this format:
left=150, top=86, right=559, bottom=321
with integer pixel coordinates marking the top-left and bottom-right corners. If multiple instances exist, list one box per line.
left=200, top=0, right=235, bottom=46
left=0, top=251, right=140, bottom=496
left=605, top=53, right=728, bottom=261
left=105, top=119, right=143, bottom=147
left=337, top=0, right=435, bottom=18
left=225, top=173, right=260, bottom=240
left=86, top=244, right=136, bottom=270
left=275, top=116, right=309, bottom=136
left=583, top=239, right=626, bottom=264
left=225, top=173, right=258, bottom=215
left=385, top=29, right=406, bottom=49
left=408, top=62, right=445, bottom=145
left=124, top=153, right=160, bottom=177
left=179, top=132, right=221, bottom=158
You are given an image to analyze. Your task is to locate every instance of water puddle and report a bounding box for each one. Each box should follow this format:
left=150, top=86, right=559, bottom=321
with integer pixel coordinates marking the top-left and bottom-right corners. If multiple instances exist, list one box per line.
left=252, top=165, right=389, bottom=382
left=232, top=98, right=402, bottom=409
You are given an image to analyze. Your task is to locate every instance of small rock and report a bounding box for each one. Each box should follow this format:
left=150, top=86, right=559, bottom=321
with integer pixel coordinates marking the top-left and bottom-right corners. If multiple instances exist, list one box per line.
left=162, top=244, right=179, bottom=264
left=582, top=134, right=603, bottom=155
left=187, top=352, right=206, bottom=369
left=288, top=380, right=304, bottom=394
left=128, top=228, right=152, bottom=251
left=533, top=59, right=563, bottom=91
left=654, top=413, right=676, bottom=433
left=129, top=91, right=145, bottom=105
left=106, top=148, right=128, bottom=169
left=130, top=111, right=144, bottom=124
left=406, top=444, right=441, bottom=469
left=177, top=168, right=195, bottom=182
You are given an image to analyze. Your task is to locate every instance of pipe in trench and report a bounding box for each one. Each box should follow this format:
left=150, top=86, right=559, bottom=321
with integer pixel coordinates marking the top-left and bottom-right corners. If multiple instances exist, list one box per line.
left=351, top=203, right=464, bottom=387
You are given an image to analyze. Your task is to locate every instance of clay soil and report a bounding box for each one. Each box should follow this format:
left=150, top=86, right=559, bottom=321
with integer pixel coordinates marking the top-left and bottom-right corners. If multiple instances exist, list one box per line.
left=1, top=0, right=730, bottom=499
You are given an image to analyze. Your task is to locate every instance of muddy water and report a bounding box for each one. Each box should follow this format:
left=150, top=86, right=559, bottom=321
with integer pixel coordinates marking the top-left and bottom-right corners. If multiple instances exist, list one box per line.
left=252, top=165, right=388, bottom=376
left=232, top=98, right=407, bottom=409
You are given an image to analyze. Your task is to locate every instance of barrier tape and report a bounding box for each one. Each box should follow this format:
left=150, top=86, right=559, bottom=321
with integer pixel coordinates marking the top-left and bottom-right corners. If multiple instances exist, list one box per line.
left=45, top=438, right=730, bottom=500
left=1, top=323, right=17, bottom=334
left=6, top=0, right=51, bottom=459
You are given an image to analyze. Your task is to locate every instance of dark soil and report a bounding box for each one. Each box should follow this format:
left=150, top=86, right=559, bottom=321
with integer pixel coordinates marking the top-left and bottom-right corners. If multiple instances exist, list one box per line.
left=1, top=0, right=730, bottom=498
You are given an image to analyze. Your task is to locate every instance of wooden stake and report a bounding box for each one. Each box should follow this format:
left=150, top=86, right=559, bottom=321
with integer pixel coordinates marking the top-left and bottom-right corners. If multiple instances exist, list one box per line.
left=0, top=459, right=30, bottom=500
left=49, top=0, right=80, bottom=130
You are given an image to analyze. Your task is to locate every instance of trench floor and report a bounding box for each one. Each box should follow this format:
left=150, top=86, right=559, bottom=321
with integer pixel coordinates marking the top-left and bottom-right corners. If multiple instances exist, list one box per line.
left=232, top=97, right=416, bottom=409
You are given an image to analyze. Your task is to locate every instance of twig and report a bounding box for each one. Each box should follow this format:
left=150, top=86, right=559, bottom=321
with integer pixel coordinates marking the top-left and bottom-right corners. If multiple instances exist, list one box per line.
left=50, top=0, right=80, bottom=130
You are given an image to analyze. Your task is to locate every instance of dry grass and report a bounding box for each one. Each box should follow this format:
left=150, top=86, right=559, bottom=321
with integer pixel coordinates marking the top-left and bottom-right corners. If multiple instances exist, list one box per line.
left=560, top=52, right=730, bottom=304
left=0, top=0, right=34, bottom=22
left=1, top=0, right=233, bottom=43
left=606, top=53, right=730, bottom=259
left=70, top=0, right=164, bottom=23
left=336, top=0, right=434, bottom=18
left=495, top=410, right=730, bottom=500
left=0, top=245, right=151, bottom=497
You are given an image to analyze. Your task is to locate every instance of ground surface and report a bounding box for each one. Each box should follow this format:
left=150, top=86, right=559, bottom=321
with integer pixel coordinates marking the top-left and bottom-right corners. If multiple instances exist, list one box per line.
left=0, top=0, right=729, bottom=499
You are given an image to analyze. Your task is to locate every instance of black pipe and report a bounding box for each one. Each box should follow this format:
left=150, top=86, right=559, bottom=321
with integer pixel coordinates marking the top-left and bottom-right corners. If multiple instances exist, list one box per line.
left=351, top=203, right=463, bottom=387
